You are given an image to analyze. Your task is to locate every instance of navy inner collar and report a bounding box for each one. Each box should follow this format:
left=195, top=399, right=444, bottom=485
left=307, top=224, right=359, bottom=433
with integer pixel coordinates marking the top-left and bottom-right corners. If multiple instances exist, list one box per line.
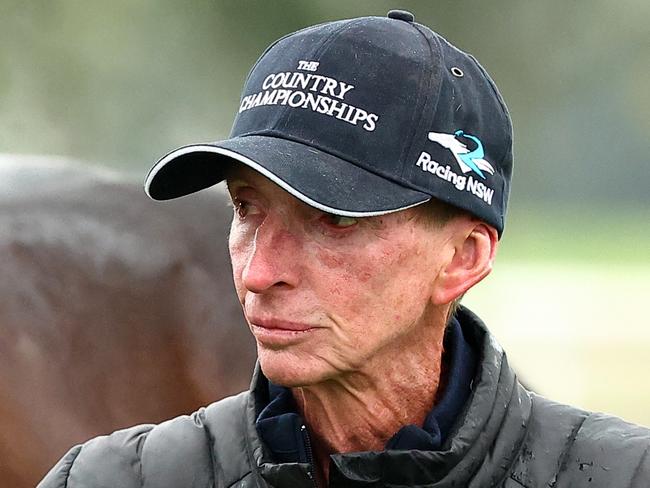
left=256, top=316, right=477, bottom=462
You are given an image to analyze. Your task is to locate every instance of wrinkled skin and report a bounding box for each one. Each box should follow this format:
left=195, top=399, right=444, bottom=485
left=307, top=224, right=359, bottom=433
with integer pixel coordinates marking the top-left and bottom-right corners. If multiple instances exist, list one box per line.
left=227, top=165, right=453, bottom=388
left=226, top=164, right=498, bottom=483
left=0, top=156, right=255, bottom=488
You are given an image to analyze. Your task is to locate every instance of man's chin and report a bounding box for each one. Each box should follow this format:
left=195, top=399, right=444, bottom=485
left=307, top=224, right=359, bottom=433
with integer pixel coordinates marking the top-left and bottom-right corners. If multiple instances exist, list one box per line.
left=257, top=347, right=333, bottom=388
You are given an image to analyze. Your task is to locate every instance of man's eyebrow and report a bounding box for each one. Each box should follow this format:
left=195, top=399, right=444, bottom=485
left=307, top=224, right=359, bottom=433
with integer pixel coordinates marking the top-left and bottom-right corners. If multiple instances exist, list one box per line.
left=225, top=178, right=248, bottom=191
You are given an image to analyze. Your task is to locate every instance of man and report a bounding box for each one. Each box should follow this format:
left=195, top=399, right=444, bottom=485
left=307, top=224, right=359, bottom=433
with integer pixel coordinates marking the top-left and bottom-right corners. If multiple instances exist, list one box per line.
left=39, top=10, right=649, bottom=488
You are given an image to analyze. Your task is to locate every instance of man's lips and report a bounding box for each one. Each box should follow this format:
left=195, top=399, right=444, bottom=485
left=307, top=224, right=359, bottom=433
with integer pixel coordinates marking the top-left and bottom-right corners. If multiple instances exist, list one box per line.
left=248, top=317, right=321, bottom=347
left=248, top=318, right=317, bottom=332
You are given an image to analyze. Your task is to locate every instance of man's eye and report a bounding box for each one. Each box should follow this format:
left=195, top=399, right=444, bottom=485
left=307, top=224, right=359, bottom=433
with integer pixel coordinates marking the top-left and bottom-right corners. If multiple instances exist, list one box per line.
left=323, top=214, right=358, bottom=228
left=233, top=200, right=261, bottom=219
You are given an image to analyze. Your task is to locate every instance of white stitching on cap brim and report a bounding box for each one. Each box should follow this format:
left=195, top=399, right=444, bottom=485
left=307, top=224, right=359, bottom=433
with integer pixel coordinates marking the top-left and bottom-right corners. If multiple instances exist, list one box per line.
left=145, top=144, right=430, bottom=217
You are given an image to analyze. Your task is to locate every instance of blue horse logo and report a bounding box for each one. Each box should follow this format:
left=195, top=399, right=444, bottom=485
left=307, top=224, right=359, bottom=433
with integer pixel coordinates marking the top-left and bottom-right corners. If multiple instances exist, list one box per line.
left=427, top=130, right=495, bottom=179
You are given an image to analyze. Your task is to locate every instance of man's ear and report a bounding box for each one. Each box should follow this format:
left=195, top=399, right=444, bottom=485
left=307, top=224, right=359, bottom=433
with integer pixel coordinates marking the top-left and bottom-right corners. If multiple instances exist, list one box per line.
left=432, top=221, right=499, bottom=306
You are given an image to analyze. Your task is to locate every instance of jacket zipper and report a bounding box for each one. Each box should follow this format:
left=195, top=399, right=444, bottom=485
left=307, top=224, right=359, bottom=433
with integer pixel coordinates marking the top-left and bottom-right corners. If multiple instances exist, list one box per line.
left=301, top=424, right=320, bottom=488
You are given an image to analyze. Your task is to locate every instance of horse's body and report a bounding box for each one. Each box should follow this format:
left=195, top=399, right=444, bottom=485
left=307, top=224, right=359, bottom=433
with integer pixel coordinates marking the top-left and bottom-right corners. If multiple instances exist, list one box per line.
left=0, top=156, right=255, bottom=487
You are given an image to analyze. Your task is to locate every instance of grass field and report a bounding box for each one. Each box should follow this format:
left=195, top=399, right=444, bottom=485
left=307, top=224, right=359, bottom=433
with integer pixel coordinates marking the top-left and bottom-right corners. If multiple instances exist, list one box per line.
left=463, top=208, right=650, bottom=426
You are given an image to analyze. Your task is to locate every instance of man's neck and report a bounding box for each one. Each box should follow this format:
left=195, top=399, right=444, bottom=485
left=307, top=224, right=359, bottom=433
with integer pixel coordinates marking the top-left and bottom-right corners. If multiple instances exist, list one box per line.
left=290, top=313, right=447, bottom=482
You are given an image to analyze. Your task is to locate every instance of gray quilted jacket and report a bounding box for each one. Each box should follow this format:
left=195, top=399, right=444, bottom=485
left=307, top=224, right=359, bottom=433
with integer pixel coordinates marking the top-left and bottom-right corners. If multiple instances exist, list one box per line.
left=38, top=307, right=650, bottom=487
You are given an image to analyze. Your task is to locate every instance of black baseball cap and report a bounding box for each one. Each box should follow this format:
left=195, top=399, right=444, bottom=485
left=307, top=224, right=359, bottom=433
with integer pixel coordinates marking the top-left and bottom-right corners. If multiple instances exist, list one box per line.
left=145, top=10, right=513, bottom=235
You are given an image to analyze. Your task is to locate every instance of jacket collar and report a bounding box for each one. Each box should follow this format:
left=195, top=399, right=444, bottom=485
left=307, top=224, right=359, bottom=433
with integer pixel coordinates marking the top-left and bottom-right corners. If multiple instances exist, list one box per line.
left=243, top=306, right=533, bottom=487
left=256, top=316, right=476, bottom=460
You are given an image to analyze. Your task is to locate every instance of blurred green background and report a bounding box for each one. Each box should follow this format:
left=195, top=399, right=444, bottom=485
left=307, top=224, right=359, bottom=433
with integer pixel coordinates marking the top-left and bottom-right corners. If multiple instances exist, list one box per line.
left=1, top=1, right=648, bottom=424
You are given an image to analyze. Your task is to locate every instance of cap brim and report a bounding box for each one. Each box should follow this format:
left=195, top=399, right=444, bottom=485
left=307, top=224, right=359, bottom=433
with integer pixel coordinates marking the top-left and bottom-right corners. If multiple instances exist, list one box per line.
left=145, top=135, right=431, bottom=217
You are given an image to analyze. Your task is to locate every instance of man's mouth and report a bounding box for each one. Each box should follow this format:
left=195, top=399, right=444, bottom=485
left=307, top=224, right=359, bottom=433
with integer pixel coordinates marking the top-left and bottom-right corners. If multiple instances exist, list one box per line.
left=248, top=317, right=320, bottom=346
left=249, top=317, right=316, bottom=331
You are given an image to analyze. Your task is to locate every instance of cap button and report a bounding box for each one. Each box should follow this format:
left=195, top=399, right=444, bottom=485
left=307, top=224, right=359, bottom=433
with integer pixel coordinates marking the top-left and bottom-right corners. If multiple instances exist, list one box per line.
left=387, top=10, right=415, bottom=23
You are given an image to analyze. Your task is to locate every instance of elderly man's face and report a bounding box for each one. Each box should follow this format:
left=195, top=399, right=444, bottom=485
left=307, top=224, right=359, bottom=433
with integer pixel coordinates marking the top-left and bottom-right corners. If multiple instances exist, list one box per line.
left=227, top=166, right=455, bottom=387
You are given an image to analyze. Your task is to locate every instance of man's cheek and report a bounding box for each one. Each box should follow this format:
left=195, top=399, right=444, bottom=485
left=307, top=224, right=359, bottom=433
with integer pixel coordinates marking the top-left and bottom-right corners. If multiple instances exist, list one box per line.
left=326, top=280, right=380, bottom=324
left=313, top=247, right=347, bottom=270
left=228, top=253, right=247, bottom=300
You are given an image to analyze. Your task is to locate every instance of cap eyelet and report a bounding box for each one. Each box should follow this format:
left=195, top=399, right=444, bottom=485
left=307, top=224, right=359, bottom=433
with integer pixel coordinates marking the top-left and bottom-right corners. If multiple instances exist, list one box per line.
left=451, top=67, right=464, bottom=78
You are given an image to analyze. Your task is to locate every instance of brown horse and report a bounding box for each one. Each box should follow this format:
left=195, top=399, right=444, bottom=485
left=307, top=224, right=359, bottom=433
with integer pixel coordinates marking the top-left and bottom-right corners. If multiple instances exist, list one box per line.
left=0, top=155, right=256, bottom=487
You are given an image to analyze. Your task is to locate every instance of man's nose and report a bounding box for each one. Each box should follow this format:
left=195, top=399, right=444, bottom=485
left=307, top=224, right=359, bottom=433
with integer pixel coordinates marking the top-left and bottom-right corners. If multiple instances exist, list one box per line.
left=241, top=218, right=300, bottom=293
